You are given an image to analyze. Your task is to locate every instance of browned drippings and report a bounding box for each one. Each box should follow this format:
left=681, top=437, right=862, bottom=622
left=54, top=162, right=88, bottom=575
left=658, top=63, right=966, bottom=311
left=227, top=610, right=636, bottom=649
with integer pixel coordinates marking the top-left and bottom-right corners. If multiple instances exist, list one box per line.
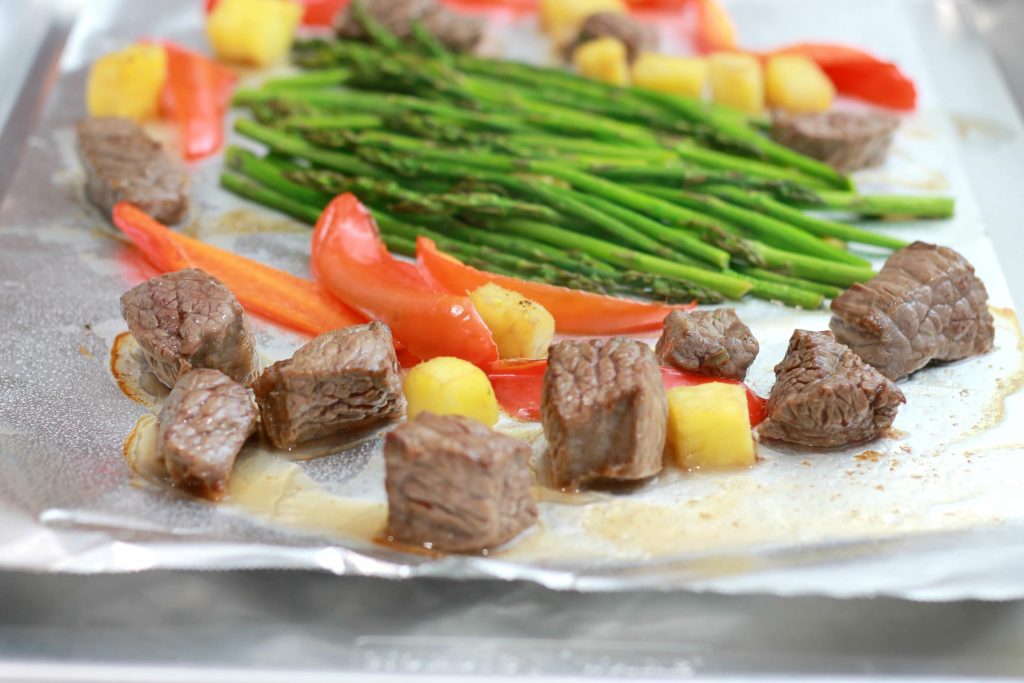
left=206, top=209, right=308, bottom=237
left=110, top=332, right=169, bottom=408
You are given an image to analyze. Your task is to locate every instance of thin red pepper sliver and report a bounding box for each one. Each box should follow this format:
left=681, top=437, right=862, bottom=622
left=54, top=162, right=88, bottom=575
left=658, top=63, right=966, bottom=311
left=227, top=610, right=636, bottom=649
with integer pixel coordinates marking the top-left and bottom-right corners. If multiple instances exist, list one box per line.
left=485, top=359, right=767, bottom=425
left=160, top=42, right=236, bottom=161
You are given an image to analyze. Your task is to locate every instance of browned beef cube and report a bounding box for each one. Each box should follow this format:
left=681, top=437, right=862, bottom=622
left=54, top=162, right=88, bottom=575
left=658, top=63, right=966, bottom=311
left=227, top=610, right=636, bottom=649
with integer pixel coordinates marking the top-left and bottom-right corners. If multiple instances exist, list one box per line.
left=336, top=0, right=483, bottom=53
left=254, top=322, right=405, bottom=449
left=542, top=338, right=667, bottom=489
left=830, top=242, right=995, bottom=381
left=770, top=111, right=899, bottom=174
left=76, top=117, right=189, bottom=224
left=655, top=308, right=759, bottom=380
left=385, top=412, right=537, bottom=552
left=759, top=330, right=906, bottom=448
left=120, top=269, right=260, bottom=389
left=157, top=369, right=258, bottom=501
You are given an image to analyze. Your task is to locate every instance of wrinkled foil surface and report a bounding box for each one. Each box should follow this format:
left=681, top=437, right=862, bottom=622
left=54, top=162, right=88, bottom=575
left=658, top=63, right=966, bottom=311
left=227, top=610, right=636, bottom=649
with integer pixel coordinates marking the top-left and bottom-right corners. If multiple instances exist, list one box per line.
left=2, top=0, right=1024, bottom=599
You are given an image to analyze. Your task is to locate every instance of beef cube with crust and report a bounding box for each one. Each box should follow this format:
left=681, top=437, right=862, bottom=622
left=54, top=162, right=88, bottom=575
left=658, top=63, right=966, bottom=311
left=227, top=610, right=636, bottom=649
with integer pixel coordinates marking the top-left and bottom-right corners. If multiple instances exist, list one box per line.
left=542, top=338, right=667, bottom=489
left=157, top=368, right=258, bottom=501
left=76, top=117, right=189, bottom=224
left=254, top=321, right=405, bottom=449
left=336, top=0, right=483, bottom=53
left=759, top=330, right=905, bottom=448
left=385, top=412, right=537, bottom=553
left=655, top=308, right=759, bottom=380
left=830, top=242, right=994, bottom=381
left=770, top=111, right=899, bottom=174
left=120, top=268, right=260, bottom=389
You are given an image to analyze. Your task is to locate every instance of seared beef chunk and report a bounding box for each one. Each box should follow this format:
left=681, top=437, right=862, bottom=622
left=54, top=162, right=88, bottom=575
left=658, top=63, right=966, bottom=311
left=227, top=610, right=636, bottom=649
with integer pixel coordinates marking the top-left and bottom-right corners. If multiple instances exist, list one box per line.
left=120, top=269, right=259, bottom=389
left=830, top=242, right=994, bottom=381
left=760, top=330, right=905, bottom=448
left=385, top=412, right=537, bottom=552
left=76, top=117, right=189, bottom=224
left=254, top=321, right=405, bottom=449
left=542, top=338, right=667, bottom=489
left=157, top=369, right=257, bottom=501
left=770, top=111, right=899, bottom=173
left=568, top=12, right=657, bottom=62
left=655, top=308, right=759, bottom=380
left=337, top=0, right=484, bottom=53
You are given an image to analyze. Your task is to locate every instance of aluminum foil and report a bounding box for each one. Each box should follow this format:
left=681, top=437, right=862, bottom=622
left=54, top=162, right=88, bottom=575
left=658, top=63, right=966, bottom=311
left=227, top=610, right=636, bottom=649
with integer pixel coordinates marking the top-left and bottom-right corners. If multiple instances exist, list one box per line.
left=2, top=0, right=1024, bottom=599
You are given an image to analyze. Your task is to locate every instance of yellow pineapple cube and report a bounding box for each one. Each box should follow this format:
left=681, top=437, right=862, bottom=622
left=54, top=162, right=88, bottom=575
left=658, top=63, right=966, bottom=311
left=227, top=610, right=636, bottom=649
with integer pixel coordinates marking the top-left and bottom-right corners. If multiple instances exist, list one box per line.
left=403, top=357, right=499, bottom=427
left=667, top=383, right=755, bottom=470
left=85, top=44, right=167, bottom=122
left=206, top=0, right=303, bottom=67
left=573, top=37, right=630, bottom=86
left=540, top=0, right=627, bottom=46
left=708, top=51, right=765, bottom=115
left=632, top=53, right=708, bottom=99
left=765, top=54, right=835, bottom=113
left=469, top=283, right=555, bottom=360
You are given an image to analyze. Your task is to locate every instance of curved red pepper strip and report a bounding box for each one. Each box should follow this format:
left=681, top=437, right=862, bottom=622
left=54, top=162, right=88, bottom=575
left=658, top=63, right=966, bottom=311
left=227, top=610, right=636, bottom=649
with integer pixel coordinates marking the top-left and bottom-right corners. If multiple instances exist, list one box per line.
left=112, top=202, right=367, bottom=337
left=311, top=194, right=499, bottom=365
left=160, top=42, right=236, bottom=161
left=485, top=359, right=766, bottom=425
left=417, top=237, right=689, bottom=335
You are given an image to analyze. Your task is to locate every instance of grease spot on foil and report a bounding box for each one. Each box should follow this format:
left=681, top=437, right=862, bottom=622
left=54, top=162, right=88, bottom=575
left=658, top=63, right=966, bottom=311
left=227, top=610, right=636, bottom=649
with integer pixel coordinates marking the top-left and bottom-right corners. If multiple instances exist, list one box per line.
left=228, top=451, right=387, bottom=541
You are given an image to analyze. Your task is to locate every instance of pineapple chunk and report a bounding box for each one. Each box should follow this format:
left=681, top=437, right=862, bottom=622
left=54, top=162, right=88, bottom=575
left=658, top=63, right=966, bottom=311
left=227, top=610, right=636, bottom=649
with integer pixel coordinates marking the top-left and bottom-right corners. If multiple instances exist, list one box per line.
left=708, top=51, right=765, bottom=115
left=765, top=54, right=835, bottom=113
left=469, top=283, right=555, bottom=360
left=206, top=0, right=303, bottom=67
left=574, top=38, right=630, bottom=86
left=666, top=383, right=755, bottom=470
left=632, top=53, right=708, bottom=99
left=540, top=0, right=626, bottom=46
left=403, top=357, right=499, bottom=427
left=86, top=44, right=167, bottom=122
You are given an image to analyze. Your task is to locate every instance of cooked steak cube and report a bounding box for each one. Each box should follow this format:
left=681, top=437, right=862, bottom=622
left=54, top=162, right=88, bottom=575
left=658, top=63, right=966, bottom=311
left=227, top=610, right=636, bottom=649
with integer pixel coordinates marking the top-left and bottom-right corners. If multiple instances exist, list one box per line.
left=759, top=330, right=905, bottom=448
left=568, top=12, right=657, bottom=62
left=120, top=269, right=259, bottom=389
left=254, top=321, right=405, bottom=449
left=542, top=338, right=667, bottom=489
left=770, top=111, right=899, bottom=174
left=830, top=242, right=995, bottom=381
left=655, top=308, right=759, bottom=380
left=336, top=0, right=483, bottom=53
left=385, top=412, right=537, bottom=552
left=157, top=369, right=258, bottom=501
left=76, top=117, right=189, bottom=224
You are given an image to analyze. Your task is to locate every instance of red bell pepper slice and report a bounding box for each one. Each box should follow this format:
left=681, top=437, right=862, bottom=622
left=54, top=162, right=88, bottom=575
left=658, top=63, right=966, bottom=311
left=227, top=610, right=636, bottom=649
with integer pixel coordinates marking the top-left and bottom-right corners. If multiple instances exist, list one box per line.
left=160, top=42, right=236, bottom=161
left=485, top=359, right=767, bottom=425
left=112, top=202, right=367, bottom=337
left=311, top=194, right=499, bottom=365
left=417, top=237, right=689, bottom=335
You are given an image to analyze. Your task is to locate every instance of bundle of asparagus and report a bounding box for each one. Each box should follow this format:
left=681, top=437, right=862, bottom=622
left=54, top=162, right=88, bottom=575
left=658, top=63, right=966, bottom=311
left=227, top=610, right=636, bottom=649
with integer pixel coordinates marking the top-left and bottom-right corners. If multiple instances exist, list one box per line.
left=222, top=5, right=953, bottom=309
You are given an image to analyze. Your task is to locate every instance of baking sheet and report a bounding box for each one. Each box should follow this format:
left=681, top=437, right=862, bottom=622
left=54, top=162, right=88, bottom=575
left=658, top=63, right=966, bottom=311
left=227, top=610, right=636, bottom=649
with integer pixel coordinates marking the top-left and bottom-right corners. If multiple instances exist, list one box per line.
left=3, top=0, right=1024, bottom=599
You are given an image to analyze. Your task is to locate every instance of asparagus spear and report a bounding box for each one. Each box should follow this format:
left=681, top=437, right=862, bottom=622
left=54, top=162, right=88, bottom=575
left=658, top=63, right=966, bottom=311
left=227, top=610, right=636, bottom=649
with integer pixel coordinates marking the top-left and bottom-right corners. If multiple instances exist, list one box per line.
left=797, top=190, right=956, bottom=219
left=707, top=186, right=909, bottom=250
left=630, top=184, right=873, bottom=268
